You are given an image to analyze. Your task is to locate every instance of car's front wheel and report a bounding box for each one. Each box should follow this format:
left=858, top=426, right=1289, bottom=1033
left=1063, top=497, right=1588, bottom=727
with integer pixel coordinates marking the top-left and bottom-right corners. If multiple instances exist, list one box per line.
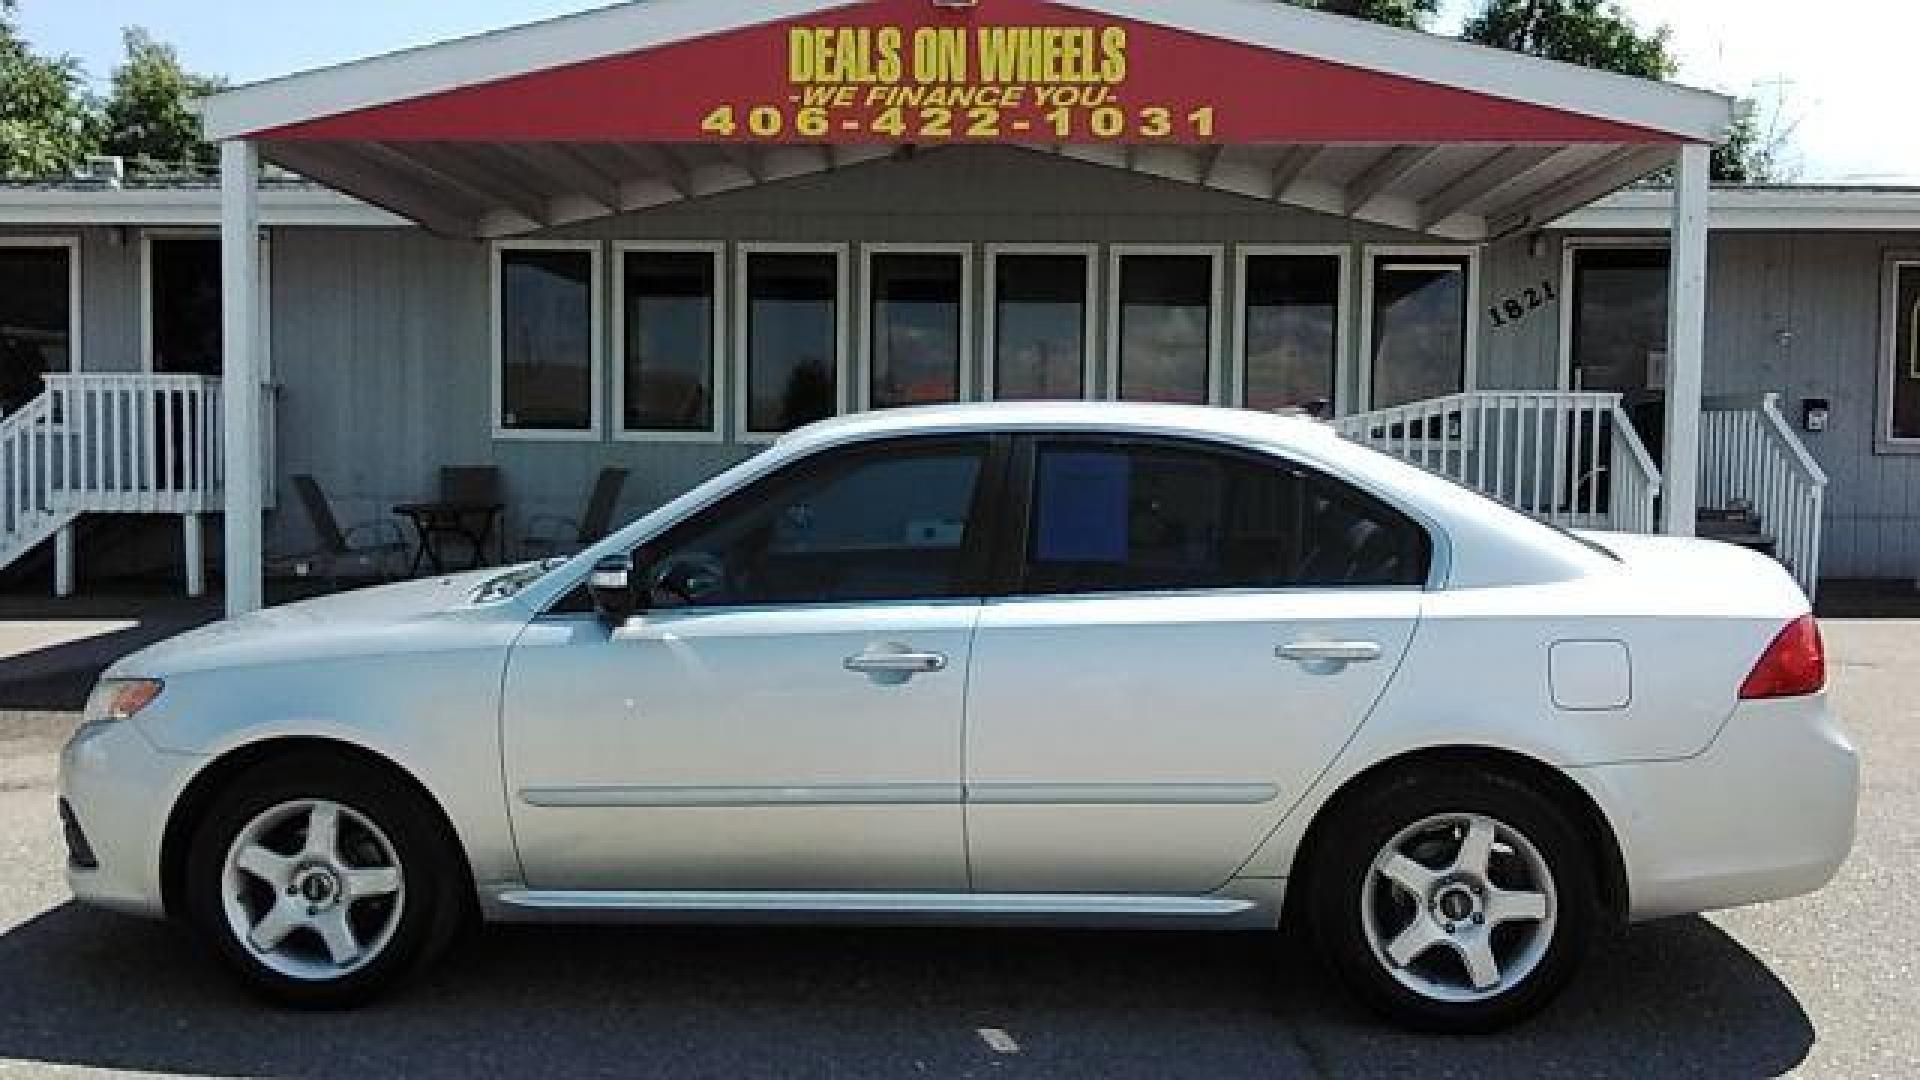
left=183, top=751, right=464, bottom=1007
left=1306, top=767, right=1597, bottom=1032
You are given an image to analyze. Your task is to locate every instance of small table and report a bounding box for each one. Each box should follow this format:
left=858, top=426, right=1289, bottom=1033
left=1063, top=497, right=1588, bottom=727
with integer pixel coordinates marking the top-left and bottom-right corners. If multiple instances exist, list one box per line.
left=393, top=501, right=504, bottom=576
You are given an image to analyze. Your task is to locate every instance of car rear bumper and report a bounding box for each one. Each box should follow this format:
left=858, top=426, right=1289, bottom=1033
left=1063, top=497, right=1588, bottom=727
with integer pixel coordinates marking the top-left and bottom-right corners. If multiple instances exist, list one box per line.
left=58, top=718, right=199, bottom=919
left=1575, top=694, right=1859, bottom=923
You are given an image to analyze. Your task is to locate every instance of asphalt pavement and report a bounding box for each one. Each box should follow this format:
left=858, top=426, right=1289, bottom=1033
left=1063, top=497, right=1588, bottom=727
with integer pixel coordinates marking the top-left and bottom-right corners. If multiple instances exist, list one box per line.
left=0, top=618, right=1914, bottom=1078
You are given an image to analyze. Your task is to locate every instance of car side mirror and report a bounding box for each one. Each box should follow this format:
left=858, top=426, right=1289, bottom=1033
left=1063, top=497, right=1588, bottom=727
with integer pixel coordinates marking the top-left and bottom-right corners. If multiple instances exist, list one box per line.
left=589, top=555, right=638, bottom=624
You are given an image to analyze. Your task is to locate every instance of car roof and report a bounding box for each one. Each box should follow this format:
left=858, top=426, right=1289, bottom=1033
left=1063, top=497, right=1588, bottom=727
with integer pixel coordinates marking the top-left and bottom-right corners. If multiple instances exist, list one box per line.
left=778, top=401, right=1338, bottom=452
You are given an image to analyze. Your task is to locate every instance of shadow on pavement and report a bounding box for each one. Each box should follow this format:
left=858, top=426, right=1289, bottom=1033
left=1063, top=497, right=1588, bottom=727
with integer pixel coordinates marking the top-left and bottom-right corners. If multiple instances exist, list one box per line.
left=0, top=904, right=1812, bottom=1079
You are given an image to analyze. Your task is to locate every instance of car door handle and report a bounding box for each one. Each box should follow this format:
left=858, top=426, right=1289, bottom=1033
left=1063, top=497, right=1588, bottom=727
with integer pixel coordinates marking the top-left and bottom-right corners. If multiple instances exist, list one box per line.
left=1277, top=640, right=1384, bottom=665
left=845, top=650, right=949, bottom=675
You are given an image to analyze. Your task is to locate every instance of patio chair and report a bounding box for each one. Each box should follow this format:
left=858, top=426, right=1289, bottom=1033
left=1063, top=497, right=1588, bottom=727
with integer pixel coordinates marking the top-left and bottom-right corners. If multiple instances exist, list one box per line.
left=273, top=474, right=409, bottom=585
left=522, top=467, right=630, bottom=560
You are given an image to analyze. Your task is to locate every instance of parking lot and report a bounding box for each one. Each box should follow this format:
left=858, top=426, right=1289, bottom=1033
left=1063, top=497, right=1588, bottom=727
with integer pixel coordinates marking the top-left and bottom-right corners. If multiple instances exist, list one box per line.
left=0, top=615, right=1914, bottom=1078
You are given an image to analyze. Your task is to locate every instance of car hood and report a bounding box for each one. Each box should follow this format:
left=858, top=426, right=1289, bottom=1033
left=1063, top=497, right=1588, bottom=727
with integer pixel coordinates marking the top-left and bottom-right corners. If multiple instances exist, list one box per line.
left=109, top=568, right=525, bottom=678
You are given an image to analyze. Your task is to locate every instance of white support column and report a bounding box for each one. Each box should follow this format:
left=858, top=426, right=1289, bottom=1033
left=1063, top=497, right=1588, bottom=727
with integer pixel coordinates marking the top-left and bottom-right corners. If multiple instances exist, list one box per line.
left=182, top=513, right=205, bottom=598
left=54, top=522, right=74, bottom=598
left=1661, top=142, right=1710, bottom=536
left=220, top=140, right=265, bottom=615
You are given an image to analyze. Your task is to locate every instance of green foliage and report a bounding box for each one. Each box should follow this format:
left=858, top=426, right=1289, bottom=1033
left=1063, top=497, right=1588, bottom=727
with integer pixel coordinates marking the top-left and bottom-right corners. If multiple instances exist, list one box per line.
left=0, top=0, right=98, bottom=178
left=1287, top=0, right=1439, bottom=29
left=1462, top=0, right=1675, bottom=80
left=100, top=27, right=226, bottom=177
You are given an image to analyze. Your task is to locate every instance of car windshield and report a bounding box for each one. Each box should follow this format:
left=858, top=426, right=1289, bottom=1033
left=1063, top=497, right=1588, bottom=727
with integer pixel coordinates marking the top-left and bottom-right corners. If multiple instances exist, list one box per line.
left=474, top=558, right=570, bottom=602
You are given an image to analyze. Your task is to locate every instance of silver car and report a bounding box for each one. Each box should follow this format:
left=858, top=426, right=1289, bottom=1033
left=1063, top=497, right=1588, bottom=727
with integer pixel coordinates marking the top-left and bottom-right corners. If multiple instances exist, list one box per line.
left=60, top=403, right=1857, bottom=1031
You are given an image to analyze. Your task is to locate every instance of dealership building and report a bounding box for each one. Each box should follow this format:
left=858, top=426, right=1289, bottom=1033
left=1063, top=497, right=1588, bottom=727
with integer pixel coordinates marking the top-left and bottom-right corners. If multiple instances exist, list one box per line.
left=2, top=0, right=1918, bottom=607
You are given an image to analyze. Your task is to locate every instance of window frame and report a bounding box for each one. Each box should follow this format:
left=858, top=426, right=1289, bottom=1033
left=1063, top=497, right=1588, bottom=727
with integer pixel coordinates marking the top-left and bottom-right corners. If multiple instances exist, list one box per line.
left=1878, top=251, right=1920, bottom=454
left=1555, top=236, right=1669, bottom=392
left=982, top=243, right=1099, bottom=402
left=1357, top=245, right=1480, bottom=411
left=995, top=431, right=1437, bottom=599
left=1231, top=244, right=1352, bottom=414
left=1105, top=244, right=1226, bottom=406
left=139, top=228, right=273, bottom=380
left=857, top=242, right=975, bottom=411
left=0, top=235, right=83, bottom=376
left=630, top=432, right=1013, bottom=611
left=734, top=241, right=851, bottom=444
left=490, top=238, right=604, bottom=442
left=611, top=240, right=726, bottom=443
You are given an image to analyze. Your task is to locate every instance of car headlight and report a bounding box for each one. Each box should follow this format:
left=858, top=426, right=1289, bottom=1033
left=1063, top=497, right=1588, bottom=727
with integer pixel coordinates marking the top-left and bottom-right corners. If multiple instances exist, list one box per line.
left=84, top=678, right=164, bottom=724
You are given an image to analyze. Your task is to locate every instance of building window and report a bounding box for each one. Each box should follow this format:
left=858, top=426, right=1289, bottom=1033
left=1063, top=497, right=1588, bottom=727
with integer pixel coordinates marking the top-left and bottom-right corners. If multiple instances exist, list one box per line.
left=1885, top=260, right=1920, bottom=447
left=739, top=245, right=845, bottom=439
left=863, top=247, right=969, bottom=410
left=147, top=235, right=223, bottom=376
left=1567, top=246, right=1668, bottom=395
left=0, top=239, right=78, bottom=416
left=986, top=247, right=1094, bottom=400
left=1238, top=249, right=1344, bottom=415
left=1366, top=252, right=1474, bottom=409
left=616, top=244, right=721, bottom=439
left=1110, top=247, right=1221, bottom=404
left=494, top=243, right=601, bottom=439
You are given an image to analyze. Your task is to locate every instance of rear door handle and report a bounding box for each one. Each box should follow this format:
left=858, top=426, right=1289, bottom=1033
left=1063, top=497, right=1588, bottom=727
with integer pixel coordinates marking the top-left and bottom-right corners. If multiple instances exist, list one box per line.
left=1277, top=640, right=1383, bottom=666
left=845, top=650, right=949, bottom=675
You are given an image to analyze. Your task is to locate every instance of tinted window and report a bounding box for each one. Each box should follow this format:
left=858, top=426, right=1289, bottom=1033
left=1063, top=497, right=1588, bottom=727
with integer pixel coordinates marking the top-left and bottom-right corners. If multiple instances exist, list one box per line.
left=0, top=244, right=72, bottom=415
left=1021, top=440, right=1427, bottom=594
left=1117, top=254, right=1213, bottom=404
left=499, top=247, right=594, bottom=432
left=869, top=252, right=963, bottom=408
left=150, top=236, right=223, bottom=377
left=644, top=439, right=989, bottom=607
left=746, top=251, right=839, bottom=434
left=622, top=249, right=715, bottom=432
left=1243, top=253, right=1340, bottom=414
left=1370, top=257, right=1468, bottom=409
left=993, top=253, right=1087, bottom=399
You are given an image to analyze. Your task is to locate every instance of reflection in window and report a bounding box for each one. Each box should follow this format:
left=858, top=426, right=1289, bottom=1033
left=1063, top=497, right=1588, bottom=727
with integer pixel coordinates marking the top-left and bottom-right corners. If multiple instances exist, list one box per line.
left=0, top=244, right=73, bottom=415
left=499, top=248, right=594, bottom=433
left=1117, top=254, right=1213, bottom=404
left=1893, top=265, right=1920, bottom=441
left=870, top=252, right=963, bottom=409
left=747, top=251, right=839, bottom=434
left=993, top=253, right=1087, bottom=399
left=150, top=236, right=222, bottom=377
left=1243, top=254, right=1340, bottom=414
left=622, top=250, right=715, bottom=433
left=1021, top=441, right=1429, bottom=595
left=647, top=439, right=988, bottom=607
left=1369, top=257, right=1469, bottom=409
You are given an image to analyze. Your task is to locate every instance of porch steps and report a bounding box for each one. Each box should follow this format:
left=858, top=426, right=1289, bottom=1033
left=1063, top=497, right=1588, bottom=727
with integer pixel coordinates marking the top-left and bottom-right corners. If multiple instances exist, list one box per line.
left=1698, top=506, right=1776, bottom=557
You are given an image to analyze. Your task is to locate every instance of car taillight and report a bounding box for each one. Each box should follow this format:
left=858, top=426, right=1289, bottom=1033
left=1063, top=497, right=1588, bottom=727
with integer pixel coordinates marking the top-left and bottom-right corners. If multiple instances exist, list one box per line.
left=1739, top=614, right=1827, bottom=700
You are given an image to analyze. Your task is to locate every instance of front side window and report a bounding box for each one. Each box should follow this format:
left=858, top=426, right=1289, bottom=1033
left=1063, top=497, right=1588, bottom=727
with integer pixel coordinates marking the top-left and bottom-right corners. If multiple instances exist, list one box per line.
left=1021, top=439, right=1428, bottom=595
left=149, top=236, right=223, bottom=377
left=643, top=438, right=989, bottom=607
left=1115, top=252, right=1215, bottom=404
left=1887, top=262, right=1920, bottom=444
left=620, top=248, right=717, bottom=435
left=868, top=251, right=965, bottom=409
left=497, top=246, right=597, bottom=435
left=1242, top=252, right=1342, bottom=414
left=0, top=242, right=75, bottom=415
left=1369, top=255, right=1470, bottom=409
left=991, top=251, right=1089, bottom=400
left=745, top=250, right=841, bottom=435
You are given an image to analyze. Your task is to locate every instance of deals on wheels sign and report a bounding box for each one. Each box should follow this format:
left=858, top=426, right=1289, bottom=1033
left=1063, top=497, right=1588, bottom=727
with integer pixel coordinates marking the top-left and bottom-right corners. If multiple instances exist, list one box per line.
left=264, top=0, right=1666, bottom=144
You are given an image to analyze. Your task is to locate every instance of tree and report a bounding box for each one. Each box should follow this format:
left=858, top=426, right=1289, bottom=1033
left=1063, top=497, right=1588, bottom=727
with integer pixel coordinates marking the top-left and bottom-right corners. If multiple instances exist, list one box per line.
left=0, top=0, right=97, bottom=178
left=1288, top=0, right=1438, bottom=29
left=1462, top=0, right=1674, bottom=80
left=99, top=27, right=225, bottom=177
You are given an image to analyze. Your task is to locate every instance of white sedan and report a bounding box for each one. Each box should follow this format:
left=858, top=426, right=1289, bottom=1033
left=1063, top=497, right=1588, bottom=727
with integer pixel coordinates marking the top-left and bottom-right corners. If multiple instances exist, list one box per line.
left=59, top=402, right=1857, bottom=1031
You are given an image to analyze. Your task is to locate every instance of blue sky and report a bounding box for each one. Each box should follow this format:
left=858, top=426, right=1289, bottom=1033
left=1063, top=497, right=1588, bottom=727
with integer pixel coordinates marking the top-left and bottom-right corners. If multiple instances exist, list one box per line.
left=13, top=0, right=1912, bottom=183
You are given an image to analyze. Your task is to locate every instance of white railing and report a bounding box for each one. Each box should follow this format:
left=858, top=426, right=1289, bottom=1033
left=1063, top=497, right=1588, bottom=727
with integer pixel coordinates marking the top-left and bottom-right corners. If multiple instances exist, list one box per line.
left=0, top=389, right=61, bottom=549
left=42, top=373, right=225, bottom=514
left=1332, top=391, right=1663, bottom=534
left=1700, top=393, right=1828, bottom=596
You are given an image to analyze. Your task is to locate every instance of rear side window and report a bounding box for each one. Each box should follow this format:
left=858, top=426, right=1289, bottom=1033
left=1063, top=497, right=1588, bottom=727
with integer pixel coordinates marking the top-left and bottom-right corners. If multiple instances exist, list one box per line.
left=1020, top=439, right=1428, bottom=595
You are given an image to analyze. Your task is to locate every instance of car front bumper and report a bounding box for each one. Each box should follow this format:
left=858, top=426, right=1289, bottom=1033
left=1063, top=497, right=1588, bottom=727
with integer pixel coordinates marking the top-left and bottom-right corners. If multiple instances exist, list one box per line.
left=58, top=717, right=203, bottom=919
left=1575, top=694, right=1859, bottom=923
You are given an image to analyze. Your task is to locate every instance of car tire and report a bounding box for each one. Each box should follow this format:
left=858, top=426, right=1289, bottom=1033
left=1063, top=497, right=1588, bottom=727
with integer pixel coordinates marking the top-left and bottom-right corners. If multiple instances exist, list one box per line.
left=183, top=750, right=465, bottom=1008
left=1305, top=766, right=1597, bottom=1033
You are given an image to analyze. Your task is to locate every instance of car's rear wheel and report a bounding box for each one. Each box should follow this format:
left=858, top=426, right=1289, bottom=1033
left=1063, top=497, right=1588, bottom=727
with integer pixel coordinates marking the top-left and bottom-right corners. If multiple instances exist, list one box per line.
left=183, top=751, right=463, bottom=1007
left=1306, top=767, right=1596, bottom=1032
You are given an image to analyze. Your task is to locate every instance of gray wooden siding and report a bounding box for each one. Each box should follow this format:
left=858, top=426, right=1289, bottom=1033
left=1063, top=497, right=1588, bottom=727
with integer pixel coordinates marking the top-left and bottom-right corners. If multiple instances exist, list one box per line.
left=18, top=148, right=1915, bottom=579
